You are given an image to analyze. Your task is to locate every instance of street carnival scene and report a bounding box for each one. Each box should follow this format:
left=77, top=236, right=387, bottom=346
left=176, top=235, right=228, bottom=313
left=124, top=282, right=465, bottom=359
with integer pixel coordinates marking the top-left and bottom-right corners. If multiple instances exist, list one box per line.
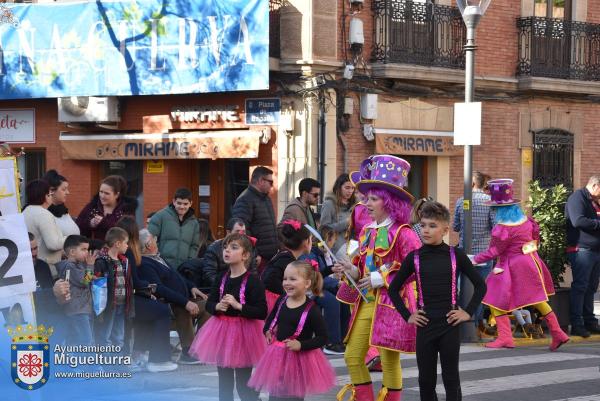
left=0, top=0, right=600, bottom=400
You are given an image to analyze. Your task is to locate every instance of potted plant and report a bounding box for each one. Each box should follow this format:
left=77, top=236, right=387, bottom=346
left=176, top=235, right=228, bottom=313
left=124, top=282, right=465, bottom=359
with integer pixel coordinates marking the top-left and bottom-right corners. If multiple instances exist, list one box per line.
left=527, top=180, right=570, bottom=330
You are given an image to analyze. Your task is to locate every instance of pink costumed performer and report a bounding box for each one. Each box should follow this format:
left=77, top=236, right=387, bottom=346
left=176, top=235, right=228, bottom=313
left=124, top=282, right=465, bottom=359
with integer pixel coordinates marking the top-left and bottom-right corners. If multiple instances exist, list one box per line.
left=337, top=155, right=421, bottom=401
left=474, top=179, right=570, bottom=351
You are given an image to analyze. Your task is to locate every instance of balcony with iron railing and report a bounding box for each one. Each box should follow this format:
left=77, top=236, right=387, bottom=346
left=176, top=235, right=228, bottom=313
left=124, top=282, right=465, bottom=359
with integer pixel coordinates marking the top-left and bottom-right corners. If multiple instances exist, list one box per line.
left=517, top=16, right=600, bottom=82
left=371, top=0, right=466, bottom=70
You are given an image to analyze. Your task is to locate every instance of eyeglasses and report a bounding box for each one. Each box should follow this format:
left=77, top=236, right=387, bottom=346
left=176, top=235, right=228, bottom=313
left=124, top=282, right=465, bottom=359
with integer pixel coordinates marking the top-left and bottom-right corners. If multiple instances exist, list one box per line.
left=309, top=192, right=320, bottom=198
left=262, top=178, right=274, bottom=186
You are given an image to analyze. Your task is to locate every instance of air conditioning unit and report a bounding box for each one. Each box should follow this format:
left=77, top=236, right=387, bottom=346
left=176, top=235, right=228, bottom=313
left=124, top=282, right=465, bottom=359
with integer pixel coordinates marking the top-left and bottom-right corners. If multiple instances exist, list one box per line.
left=58, top=97, right=120, bottom=123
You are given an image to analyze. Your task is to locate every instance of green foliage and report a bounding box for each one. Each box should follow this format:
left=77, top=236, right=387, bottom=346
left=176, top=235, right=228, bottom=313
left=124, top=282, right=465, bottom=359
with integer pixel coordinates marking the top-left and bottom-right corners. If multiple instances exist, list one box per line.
left=527, top=181, right=570, bottom=286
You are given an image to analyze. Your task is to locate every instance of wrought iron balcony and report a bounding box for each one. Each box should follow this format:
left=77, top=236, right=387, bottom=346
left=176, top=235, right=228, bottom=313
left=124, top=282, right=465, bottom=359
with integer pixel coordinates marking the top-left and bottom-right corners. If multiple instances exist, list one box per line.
left=517, top=17, right=600, bottom=81
left=270, top=0, right=282, bottom=58
left=372, top=0, right=466, bottom=69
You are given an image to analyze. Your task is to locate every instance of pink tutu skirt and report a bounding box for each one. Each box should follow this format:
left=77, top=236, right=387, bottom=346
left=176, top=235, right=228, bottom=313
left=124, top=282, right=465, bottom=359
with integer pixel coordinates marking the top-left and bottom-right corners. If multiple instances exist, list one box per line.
left=248, top=341, right=336, bottom=398
left=188, top=315, right=266, bottom=368
left=265, top=290, right=280, bottom=316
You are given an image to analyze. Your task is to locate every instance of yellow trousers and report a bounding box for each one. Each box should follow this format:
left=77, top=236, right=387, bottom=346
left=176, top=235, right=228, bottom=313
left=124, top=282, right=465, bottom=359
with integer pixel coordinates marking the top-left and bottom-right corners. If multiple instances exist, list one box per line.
left=490, top=301, right=552, bottom=317
left=344, top=300, right=403, bottom=389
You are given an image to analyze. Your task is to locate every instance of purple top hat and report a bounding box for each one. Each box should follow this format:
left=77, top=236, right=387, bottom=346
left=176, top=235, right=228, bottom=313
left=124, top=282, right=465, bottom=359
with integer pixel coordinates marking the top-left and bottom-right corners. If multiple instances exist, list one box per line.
left=484, top=178, right=521, bottom=206
left=350, top=154, right=414, bottom=202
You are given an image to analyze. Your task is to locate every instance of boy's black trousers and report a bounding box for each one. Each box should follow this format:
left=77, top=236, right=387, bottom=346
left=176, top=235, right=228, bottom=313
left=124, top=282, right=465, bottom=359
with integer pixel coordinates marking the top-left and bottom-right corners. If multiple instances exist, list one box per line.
left=416, top=316, right=462, bottom=401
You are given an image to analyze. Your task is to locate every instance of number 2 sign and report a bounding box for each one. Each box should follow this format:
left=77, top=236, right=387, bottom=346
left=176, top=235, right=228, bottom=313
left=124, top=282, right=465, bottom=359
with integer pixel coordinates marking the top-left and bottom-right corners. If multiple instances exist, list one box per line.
left=0, top=213, right=35, bottom=299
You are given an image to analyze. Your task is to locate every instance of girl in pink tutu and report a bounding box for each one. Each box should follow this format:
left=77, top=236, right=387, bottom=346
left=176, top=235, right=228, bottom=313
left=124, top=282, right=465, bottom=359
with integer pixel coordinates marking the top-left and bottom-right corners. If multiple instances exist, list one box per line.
left=249, top=260, right=336, bottom=401
left=189, top=233, right=267, bottom=401
left=262, top=220, right=312, bottom=314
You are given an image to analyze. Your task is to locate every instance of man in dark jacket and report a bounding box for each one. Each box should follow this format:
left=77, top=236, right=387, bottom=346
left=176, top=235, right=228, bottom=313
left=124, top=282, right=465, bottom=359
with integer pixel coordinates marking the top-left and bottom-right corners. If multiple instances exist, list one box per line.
left=138, top=229, right=208, bottom=364
left=565, top=175, right=600, bottom=337
left=279, top=177, right=320, bottom=230
left=148, top=188, right=200, bottom=269
left=231, top=166, right=278, bottom=268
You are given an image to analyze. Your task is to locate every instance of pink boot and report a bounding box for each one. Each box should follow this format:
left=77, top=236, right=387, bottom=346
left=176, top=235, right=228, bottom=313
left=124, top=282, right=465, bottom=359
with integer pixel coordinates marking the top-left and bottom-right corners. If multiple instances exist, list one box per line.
left=337, top=383, right=375, bottom=401
left=376, top=387, right=402, bottom=401
left=355, top=383, right=375, bottom=401
left=544, top=311, right=570, bottom=351
left=485, top=315, right=515, bottom=348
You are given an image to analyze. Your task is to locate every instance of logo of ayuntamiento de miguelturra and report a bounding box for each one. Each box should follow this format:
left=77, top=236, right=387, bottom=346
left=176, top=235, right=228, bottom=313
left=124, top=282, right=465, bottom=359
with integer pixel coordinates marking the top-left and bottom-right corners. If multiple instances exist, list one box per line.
left=8, top=324, right=53, bottom=390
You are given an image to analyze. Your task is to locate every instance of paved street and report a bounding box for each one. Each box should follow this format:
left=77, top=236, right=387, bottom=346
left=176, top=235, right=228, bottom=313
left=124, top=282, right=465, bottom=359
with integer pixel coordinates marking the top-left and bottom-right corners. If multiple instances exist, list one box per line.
left=99, top=340, right=600, bottom=401
left=83, top=299, right=600, bottom=401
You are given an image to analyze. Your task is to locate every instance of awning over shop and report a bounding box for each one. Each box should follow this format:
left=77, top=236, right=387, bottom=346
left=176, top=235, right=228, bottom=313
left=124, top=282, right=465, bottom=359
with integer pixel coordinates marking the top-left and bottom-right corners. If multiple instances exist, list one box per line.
left=374, top=129, right=463, bottom=157
left=59, top=130, right=262, bottom=160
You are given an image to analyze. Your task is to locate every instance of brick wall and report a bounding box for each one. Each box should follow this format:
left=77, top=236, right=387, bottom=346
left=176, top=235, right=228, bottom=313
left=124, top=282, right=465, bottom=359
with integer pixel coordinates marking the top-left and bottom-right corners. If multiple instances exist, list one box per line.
left=1, top=92, right=279, bottom=224
left=476, top=0, right=520, bottom=78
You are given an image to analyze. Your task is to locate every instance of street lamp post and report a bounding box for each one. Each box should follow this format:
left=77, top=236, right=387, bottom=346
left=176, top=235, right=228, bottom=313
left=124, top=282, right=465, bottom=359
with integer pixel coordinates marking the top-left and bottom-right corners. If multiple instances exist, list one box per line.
left=456, top=0, right=490, bottom=342
left=456, top=0, right=490, bottom=255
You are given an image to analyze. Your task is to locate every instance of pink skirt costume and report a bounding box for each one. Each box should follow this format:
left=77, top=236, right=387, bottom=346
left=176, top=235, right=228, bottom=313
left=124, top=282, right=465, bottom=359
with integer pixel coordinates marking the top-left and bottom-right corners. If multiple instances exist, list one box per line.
left=249, top=297, right=336, bottom=398
left=189, top=272, right=267, bottom=368
left=474, top=217, right=555, bottom=312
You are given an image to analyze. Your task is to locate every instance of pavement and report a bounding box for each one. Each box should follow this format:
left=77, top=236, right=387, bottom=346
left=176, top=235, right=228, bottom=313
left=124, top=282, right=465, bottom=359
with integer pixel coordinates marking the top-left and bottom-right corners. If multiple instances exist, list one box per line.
left=87, top=337, right=600, bottom=401
left=61, top=296, right=600, bottom=401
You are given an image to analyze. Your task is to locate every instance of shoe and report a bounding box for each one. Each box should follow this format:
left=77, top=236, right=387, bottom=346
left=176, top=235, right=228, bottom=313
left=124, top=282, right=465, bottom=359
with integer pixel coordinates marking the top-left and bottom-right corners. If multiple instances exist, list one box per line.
left=545, top=312, right=570, bottom=351
left=570, top=325, right=591, bottom=338
left=523, top=323, right=534, bottom=338
left=376, top=387, right=401, bottom=401
left=534, top=323, right=545, bottom=339
left=323, top=343, right=345, bottom=355
left=485, top=315, right=515, bottom=348
left=178, top=351, right=202, bottom=365
left=146, top=361, right=178, bottom=373
left=129, top=359, right=146, bottom=373
left=337, top=383, right=375, bottom=401
left=130, top=351, right=148, bottom=372
left=585, top=322, right=600, bottom=334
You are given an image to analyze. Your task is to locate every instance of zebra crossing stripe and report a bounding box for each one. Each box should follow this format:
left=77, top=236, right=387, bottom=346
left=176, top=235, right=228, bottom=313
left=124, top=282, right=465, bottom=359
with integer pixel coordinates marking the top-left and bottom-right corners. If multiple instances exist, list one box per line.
left=407, top=367, right=600, bottom=396
left=549, top=396, right=600, bottom=401
left=328, top=344, right=501, bottom=368
left=334, top=352, right=599, bottom=385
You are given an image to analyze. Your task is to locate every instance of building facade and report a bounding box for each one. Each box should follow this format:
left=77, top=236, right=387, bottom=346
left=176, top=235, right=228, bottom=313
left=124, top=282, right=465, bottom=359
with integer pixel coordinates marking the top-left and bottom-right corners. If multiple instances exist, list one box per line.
left=334, top=0, right=597, bottom=213
left=3, top=0, right=598, bottom=237
left=0, top=0, right=338, bottom=237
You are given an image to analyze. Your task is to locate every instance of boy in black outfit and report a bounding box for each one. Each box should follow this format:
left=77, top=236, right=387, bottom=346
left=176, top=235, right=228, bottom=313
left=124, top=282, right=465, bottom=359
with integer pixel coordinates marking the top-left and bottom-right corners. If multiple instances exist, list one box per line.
left=389, top=202, right=487, bottom=401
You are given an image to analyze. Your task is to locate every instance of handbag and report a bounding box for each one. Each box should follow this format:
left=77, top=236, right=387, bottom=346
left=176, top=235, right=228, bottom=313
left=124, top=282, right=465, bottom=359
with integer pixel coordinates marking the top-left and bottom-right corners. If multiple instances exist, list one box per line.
left=336, top=280, right=360, bottom=304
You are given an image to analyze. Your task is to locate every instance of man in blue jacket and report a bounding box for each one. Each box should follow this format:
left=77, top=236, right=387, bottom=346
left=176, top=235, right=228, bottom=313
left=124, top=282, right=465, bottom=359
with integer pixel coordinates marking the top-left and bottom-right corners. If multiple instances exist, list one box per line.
left=565, top=175, right=600, bottom=337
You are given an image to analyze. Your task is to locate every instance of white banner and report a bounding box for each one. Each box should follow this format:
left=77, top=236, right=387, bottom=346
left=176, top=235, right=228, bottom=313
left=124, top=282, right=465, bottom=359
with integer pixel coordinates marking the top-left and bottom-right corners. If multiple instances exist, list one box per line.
left=0, top=213, right=36, bottom=298
left=0, top=157, right=20, bottom=216
left=453, top=102, right=482, bottom=146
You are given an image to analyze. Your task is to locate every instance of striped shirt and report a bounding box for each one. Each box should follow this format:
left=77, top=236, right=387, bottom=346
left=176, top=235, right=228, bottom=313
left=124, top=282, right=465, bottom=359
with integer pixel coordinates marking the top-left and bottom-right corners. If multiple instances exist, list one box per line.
left=453, top=190, right=495, bottom=254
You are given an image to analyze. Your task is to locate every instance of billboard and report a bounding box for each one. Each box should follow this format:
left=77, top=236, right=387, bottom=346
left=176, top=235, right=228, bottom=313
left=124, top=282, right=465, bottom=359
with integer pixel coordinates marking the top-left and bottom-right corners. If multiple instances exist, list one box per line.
left=0, top=0, right=269, bottom=99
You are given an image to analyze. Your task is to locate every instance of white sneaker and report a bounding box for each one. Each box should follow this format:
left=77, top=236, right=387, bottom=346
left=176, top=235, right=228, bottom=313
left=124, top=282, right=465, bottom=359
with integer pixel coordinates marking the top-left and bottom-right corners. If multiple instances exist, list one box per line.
left=146, top=361, right=178, bottom=373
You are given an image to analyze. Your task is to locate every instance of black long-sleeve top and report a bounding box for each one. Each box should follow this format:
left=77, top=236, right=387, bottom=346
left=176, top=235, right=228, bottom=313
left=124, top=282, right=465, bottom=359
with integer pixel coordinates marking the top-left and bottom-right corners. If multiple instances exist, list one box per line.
left=262, top=251, right=296, bottom=294
left=206, top=271, right=267, bottom=320
left=264, top=295, right=328, bottom=351
left=389, top=243, right=487, bottom=321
